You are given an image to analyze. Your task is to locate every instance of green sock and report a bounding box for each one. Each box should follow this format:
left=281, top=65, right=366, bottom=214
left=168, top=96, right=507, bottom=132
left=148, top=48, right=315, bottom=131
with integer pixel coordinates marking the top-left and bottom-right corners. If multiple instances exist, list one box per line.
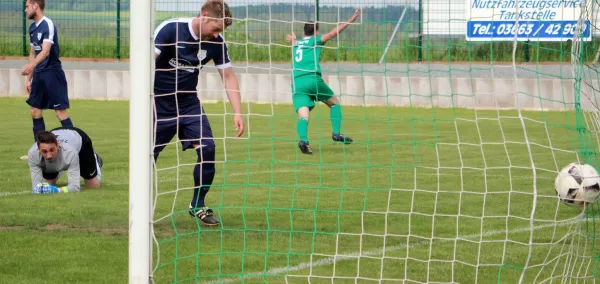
left=297, top=117, right=309, bottom=142
left=330, top=104, right=342, bottom=134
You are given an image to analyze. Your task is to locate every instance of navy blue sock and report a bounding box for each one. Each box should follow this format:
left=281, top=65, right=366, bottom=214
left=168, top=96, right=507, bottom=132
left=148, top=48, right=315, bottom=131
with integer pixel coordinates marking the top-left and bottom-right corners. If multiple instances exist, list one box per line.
left=33, top=117, right=45, bottom=141
left=190, top=145, right=216, bottom=209
left=60, top=117, right=73, bottom=128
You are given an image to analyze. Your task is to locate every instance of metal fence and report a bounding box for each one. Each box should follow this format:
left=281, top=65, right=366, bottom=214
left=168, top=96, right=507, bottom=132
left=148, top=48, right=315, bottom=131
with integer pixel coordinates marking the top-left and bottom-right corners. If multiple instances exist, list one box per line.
left=0, top=0, right=597, bottom=63
left=0, top=0, right=128, bottom=59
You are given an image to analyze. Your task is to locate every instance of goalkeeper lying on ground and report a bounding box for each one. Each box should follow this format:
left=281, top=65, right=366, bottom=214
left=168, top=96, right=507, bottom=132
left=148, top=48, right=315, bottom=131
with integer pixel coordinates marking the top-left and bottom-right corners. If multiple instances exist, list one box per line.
left=27, top=126, right=103, bottom=194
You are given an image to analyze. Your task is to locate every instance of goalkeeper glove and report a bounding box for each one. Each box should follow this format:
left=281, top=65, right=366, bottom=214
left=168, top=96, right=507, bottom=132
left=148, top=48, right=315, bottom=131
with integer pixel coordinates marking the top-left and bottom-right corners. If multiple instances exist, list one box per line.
left=33, top=182, right=68, bottom=194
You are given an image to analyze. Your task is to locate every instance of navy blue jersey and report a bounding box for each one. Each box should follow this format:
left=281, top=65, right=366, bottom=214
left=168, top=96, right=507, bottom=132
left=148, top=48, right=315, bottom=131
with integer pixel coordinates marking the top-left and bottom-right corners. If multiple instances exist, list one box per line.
left=29, top=16, right=62, bottom=72
left=153, top=18, right=231, bottom=114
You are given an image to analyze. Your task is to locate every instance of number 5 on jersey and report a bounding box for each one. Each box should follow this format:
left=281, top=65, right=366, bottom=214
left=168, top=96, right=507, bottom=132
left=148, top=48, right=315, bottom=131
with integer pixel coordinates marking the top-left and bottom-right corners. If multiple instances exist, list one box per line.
left=295, top=48, right=302, bottom=62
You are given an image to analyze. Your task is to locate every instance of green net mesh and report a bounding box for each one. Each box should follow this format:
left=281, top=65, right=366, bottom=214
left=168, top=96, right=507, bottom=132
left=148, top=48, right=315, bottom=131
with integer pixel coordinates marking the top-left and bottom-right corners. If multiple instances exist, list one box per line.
left=145, top=0, right=600, bottom=283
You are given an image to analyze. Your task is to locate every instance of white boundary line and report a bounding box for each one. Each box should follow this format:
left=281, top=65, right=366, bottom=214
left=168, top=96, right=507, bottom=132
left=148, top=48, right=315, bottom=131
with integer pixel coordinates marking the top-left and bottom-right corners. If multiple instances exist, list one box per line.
left=0, top=168, right=554, bottom=198
left=0, top=191, right=29, bottom=197
left=200, top=218, right=581, bottom=284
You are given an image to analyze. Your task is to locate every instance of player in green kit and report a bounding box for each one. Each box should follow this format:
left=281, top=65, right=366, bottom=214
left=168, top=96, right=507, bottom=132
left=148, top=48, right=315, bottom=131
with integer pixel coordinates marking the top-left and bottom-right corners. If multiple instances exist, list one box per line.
left=286, top=9, right=360, bottom=154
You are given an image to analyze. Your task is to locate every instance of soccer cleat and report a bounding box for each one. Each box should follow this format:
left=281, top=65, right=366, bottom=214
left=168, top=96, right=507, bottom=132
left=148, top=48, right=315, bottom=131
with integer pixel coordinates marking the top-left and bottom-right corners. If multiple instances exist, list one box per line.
left=298, top=141, right=313, bottom=155
left=332, top=133, right=353, bottom=144
left=189, top=207, right=220, bottom=226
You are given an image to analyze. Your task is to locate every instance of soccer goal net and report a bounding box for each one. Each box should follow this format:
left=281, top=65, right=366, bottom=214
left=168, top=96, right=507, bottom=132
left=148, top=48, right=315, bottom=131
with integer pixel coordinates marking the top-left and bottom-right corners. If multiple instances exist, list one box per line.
left=128, top=0, right=600, bottom=283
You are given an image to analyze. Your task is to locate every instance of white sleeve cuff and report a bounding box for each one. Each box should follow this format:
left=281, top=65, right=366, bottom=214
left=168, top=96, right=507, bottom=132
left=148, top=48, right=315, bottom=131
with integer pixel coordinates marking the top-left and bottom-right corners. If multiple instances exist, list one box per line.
left=43, top=39, right=54, bottom=44
left=215, top=62, right=232, bottom=69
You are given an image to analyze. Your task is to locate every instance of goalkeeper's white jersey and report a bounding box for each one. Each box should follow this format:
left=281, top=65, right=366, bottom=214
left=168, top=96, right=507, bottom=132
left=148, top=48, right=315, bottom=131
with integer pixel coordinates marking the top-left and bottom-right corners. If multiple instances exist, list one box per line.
left=50, top=128, right=83, bottom=152
left=27, top=143, right=81, bottom=193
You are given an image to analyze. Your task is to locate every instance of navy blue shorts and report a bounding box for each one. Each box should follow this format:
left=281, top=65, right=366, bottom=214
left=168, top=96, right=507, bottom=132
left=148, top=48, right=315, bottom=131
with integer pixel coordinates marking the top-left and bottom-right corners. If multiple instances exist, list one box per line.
left=153, top=102, right=215, bottom=153
left=26, top=69, right=69, bottom=110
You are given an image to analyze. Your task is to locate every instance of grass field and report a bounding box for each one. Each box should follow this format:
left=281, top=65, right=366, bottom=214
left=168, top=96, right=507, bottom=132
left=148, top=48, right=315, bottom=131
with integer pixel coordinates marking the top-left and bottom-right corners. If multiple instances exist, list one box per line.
left=1, top=97, right=600, bottom=283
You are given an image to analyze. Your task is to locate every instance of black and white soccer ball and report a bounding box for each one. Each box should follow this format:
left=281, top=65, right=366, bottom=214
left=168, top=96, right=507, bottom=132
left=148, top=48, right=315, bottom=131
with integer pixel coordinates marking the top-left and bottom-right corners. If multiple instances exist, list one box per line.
left=555, top=162, right=600, bottom=207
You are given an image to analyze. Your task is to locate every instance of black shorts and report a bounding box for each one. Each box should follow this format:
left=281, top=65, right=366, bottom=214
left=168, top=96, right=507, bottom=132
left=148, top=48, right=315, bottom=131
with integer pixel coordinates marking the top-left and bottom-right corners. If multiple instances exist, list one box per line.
left=42, top=127, right=100, bottom=180
left=26, top=69, right=70, bottom=110
left=154, top=101, right=215, bottom=153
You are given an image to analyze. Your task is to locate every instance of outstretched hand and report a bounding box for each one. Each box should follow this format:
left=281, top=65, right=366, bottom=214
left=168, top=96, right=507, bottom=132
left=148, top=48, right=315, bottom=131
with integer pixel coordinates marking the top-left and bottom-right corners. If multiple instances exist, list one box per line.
left=348, top=8, right=360, bottom=23
left=286, top=32, right=297, bottom=43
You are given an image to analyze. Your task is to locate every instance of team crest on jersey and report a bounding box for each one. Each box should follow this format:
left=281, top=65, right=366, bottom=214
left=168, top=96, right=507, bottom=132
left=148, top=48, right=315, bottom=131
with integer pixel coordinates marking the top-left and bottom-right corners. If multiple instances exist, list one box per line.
left=198, top=50, right=207, bottom=61
left=37, top=33, right=42, bottom=40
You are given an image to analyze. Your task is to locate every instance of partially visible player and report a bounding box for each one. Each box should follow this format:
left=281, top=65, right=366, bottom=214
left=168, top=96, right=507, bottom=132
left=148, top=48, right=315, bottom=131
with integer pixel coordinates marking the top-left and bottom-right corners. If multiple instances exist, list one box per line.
left=286, top=9, right=360, bottom=154
left=21, top=0, right=74, bottom=145
left=28, top=127, right=103, bottom=194
left=153, top=0, right=244, bottom=225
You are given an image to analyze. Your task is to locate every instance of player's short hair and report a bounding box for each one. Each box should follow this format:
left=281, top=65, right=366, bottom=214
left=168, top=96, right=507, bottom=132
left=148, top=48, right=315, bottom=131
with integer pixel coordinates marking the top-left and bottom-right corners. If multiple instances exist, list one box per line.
left=36, top=131, right=58, bottom=146
left=28, top=0, right=45, bottom=10
left=200, top=0, right=233, bottom=28
left=304, top=21, right=318, bottom=36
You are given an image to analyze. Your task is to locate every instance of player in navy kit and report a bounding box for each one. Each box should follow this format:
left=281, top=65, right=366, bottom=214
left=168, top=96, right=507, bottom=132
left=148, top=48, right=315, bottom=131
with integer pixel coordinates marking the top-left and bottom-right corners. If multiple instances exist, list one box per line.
left=21, top=0, right=74, bottom=145
left=153, top=0, right=244, bottom=225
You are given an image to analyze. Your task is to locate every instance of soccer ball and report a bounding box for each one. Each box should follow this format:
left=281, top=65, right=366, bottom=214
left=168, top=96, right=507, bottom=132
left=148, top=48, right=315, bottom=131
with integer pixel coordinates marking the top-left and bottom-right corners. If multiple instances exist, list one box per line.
left=555, top=162, right=600, bottom=207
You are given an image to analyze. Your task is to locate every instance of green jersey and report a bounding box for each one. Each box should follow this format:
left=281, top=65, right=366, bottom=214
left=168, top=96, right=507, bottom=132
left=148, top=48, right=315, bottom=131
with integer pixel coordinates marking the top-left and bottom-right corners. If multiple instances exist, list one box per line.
left=292, top=35, right=325, bottom=79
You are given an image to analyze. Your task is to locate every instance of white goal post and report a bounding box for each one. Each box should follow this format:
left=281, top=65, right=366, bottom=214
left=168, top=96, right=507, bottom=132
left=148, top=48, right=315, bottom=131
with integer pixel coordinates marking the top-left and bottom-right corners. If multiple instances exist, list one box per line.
left=125, top=0, right=600, bottom=283
left=128, top=0, right=153, bottom=282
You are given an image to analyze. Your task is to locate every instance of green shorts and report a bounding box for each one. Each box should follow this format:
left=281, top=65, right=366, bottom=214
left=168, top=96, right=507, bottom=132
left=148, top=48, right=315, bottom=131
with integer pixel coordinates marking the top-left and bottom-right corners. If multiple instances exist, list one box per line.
left=291, top=75, right=335, bottom=112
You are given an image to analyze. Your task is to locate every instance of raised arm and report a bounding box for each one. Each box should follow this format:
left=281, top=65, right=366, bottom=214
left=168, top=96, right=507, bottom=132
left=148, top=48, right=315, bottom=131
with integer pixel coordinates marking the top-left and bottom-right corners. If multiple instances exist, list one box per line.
left=286, top=32, right=297, bottom=46
left=320, top=8, right=360, bottom=44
